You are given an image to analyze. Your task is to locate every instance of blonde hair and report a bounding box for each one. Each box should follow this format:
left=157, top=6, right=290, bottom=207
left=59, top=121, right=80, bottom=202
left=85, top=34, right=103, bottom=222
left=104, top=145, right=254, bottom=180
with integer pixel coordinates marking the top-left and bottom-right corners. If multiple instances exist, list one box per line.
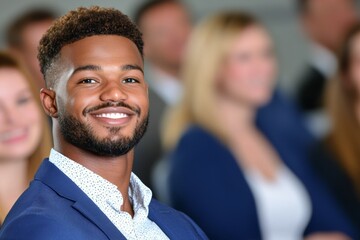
left=325, top=23, right=360, bottom=193
left=162, top=12, right=259, bottom=150
left=0, top=51, right=52, bottom=180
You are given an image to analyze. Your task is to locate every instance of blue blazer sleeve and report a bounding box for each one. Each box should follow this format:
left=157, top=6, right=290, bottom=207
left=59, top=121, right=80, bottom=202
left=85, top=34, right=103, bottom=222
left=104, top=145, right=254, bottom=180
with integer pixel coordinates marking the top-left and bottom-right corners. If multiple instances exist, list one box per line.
left=0, top=214, right=80, bottom=240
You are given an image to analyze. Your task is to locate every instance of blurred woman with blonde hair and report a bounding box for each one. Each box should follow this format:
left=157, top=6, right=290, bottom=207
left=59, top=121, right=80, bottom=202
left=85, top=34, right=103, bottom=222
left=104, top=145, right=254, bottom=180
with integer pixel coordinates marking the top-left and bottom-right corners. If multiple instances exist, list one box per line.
left=0, top=52, right=52, bottom=224
left=164, top=11, right=356, bottom=239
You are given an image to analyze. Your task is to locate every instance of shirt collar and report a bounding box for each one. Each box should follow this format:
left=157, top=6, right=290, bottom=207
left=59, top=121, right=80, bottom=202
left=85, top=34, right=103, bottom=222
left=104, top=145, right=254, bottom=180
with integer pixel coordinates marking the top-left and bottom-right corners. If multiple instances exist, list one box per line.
left=49, top=148, right=153, bottom=219
left=146, top=64, right=183, bottom=106
left=310, top=41, right=338, bottom=78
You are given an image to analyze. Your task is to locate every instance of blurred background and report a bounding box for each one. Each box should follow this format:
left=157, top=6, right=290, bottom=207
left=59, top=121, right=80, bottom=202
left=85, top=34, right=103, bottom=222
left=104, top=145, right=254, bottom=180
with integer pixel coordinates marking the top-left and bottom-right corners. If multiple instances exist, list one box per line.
left=1, top=0, right=358, bottom=95
left=1, top=0, right=360, bottom=237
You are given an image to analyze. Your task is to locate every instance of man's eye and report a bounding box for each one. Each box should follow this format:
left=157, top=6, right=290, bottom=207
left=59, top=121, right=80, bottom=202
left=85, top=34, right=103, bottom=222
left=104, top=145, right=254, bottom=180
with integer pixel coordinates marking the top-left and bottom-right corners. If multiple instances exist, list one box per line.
left=122, top=78, right=139, bottom=84
left=80, top=79, right=97, bottom=84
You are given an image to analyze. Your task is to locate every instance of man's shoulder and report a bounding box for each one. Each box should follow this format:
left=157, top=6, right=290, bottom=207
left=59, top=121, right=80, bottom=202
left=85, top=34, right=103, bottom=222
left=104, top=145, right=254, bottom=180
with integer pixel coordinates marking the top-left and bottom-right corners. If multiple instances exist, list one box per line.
left=0, top=210, right=76, bottom=240
left=0, top=210, right=104, bottom=240
left=5, top=179, right=58, bottom=215
left=149, top=199, right=208, bottom=239
left=0, top=180, right=106, bottom=240
left=0, top=181, right=62, bottom=237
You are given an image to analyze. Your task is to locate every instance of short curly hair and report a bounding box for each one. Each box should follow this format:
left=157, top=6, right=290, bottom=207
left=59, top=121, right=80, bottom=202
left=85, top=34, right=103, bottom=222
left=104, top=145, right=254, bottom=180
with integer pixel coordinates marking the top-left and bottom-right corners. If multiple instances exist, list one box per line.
left=38, top=6, right=143, bottom=87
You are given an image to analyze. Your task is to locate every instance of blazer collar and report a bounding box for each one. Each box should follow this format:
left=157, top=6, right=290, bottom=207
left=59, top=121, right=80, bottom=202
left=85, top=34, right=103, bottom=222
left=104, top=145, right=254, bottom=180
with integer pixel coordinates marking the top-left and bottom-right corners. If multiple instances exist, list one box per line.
left=148, top=199, right=174, bottom=236
left=35, top=159, right=176, bottom=239
left=35, top=159, right=126, bottom=240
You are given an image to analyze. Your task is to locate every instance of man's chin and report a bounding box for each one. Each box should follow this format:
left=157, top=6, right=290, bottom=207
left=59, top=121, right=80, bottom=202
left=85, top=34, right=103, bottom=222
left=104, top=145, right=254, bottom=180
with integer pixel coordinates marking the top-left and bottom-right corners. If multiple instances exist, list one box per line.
left=74, top=136, right=135, bottom=157
left=95, top=132, right=135, bottom=142
left=58, top=112, right=148, bottom=157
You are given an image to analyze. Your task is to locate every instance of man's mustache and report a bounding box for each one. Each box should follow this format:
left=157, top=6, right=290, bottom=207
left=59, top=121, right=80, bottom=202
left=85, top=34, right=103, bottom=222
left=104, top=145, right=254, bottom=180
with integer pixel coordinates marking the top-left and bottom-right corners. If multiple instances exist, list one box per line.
left=83, top=101, right=141, bottom=116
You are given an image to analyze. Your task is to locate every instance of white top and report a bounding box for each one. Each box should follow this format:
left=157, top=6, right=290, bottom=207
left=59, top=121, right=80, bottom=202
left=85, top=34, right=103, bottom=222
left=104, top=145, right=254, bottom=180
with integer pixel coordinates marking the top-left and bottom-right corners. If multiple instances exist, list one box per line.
left=245, top=165, right=312, bottom=240
left=147, top=66, right=182, bottom=106
left=49, top=148, right=169, bottom=240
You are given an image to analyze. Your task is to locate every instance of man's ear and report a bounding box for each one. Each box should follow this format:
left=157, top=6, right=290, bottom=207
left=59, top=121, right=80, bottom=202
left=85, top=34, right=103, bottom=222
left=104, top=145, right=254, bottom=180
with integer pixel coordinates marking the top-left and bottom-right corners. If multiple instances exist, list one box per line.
left=40, top=88, right=58, bottom=118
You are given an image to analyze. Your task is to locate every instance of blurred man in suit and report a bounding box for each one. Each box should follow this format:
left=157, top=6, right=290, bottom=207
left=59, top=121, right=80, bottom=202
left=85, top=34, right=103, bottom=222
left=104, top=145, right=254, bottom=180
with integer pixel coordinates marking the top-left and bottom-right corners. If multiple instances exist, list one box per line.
left=133, top=0, right=191, bottom=195
left=296, top=0, right=357, bottom=137
left=6, top=8, right=57, bottom=89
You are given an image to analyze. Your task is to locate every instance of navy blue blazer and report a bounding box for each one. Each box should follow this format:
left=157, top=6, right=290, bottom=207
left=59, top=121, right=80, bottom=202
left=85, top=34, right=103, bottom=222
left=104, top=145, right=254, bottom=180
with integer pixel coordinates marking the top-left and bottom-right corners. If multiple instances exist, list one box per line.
left=0, top=159, right=208, bottom=240
left=168, top=92, right=356, bottom=240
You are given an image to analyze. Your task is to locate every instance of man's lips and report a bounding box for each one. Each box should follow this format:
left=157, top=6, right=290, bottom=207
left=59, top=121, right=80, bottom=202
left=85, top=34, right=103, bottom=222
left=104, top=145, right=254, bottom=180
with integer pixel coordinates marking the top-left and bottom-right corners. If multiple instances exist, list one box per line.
left=94, top=112, right=128, bottom=119
left=88, top=107, right=136, bottom=124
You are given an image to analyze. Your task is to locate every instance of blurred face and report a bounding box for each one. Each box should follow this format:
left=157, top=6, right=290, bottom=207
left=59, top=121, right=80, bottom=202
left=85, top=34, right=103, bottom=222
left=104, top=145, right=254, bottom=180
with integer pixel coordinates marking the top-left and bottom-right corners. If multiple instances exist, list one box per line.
left=218, top=25, right=277, bottom=107
left=347, top=33, right=360, bottom=96
left=0, top=68, right=42, bottom=161
left=303, top=0, right=357, bottom=51
left=140, top=3, right=191, bottom=72
left=20, top=20, right=53, bottom=89
left=47, top=36, right=149, bottom=157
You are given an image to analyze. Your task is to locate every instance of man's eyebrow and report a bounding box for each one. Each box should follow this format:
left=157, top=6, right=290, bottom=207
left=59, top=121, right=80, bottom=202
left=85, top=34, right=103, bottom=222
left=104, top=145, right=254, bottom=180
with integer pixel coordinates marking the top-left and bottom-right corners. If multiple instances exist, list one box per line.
left=121, top=64, right=144, bottom=74
left=72, top=65, right=102, bottom=75
left=71, top=64, right=144, bottom=75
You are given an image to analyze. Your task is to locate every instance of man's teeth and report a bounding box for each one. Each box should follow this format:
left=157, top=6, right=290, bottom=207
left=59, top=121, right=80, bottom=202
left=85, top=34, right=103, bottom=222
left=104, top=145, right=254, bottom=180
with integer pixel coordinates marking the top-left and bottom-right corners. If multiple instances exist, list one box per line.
left=95, top=113, right=128, bottom=119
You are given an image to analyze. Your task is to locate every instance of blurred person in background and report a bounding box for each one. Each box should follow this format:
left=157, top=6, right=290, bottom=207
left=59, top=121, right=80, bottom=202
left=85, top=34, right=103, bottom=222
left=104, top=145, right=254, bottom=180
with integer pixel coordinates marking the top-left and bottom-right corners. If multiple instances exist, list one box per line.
left=133, top=0, right=191, bottom=193
left=0, top=52, right=52, bottom=226
left=295, top=0, right=357, bottom=138
left=6, top=8, right=57, bottom=89
left=309, top=23, right=360, bottom=234
left=164, top=11, right=356, bottom=240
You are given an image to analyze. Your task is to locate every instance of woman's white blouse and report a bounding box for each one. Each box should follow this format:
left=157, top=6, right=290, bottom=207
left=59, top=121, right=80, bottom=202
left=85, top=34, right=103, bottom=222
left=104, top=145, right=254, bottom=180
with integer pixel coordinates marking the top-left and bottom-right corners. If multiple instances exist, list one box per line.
left=244, top=165, right=312, bottom=240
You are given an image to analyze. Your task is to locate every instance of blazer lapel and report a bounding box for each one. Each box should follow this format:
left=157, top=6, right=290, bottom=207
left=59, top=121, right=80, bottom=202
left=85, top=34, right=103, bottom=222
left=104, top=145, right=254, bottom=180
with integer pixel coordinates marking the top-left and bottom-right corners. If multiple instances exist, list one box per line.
left=35, top=159, right=126, bottom=240
left=148, top=200, right=175, bottom=238
left=72, top=201, right=126, bottom=240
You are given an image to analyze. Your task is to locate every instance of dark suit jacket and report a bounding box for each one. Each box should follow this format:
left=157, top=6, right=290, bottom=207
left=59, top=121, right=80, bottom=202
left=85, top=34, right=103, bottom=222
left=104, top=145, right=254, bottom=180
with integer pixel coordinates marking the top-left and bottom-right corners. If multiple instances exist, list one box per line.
left=296, top=65, right=327, bottom=112
left=134, top=88, right=167, bottom=192
left=310, top=142, right=360, bottom=234
left=168, top=92, right=356, bottom=239
left=0, top=159, right=207, bottom=240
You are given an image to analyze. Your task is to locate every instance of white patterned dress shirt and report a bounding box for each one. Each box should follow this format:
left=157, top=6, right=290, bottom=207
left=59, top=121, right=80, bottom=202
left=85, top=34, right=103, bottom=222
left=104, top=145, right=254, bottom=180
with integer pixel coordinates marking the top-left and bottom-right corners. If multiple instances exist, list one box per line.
left=49, top=148, right=169, bottom=240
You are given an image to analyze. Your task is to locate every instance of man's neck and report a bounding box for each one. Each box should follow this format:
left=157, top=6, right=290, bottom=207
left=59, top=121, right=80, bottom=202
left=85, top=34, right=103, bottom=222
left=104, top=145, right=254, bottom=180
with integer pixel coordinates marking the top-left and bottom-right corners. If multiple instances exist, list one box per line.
left=163, top=67, right=179, bottom=79
left=151, top=62, right=180, bottom=80
left=53, top=143, right=134, bottom=215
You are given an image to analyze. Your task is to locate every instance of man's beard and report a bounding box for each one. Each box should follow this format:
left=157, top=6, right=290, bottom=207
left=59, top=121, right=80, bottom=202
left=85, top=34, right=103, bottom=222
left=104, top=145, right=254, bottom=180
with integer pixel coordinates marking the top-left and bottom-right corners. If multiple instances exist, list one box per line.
left=58, top=104, right=148, bottom=157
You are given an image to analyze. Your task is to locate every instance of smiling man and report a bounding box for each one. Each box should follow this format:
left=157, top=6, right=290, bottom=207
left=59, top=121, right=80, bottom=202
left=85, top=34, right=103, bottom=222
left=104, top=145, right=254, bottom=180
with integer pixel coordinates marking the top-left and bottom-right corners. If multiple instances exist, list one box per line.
left=0, top=6, right=207, bottom=240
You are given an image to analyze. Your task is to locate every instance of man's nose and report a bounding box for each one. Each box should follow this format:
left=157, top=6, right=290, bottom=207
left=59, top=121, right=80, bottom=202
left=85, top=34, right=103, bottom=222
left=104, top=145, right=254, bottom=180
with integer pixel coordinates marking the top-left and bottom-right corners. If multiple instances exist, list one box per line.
left=99, top=81, right=128, bottom=102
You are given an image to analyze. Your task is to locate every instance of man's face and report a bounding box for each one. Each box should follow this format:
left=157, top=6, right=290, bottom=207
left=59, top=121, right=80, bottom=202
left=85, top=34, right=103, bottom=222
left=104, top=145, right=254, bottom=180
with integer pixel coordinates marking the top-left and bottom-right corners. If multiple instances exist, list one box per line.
left=303, top=0, right=357, bottom=51
left=140, top=2, right=191, bottom=70
left=52, top=35, right=148, bottom=157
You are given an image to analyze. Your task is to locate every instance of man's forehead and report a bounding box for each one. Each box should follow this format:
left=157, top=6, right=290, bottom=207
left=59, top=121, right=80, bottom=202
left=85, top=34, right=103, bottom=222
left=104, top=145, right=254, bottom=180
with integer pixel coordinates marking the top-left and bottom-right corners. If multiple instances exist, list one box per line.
left=58, top=35, right=143, bottom=66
